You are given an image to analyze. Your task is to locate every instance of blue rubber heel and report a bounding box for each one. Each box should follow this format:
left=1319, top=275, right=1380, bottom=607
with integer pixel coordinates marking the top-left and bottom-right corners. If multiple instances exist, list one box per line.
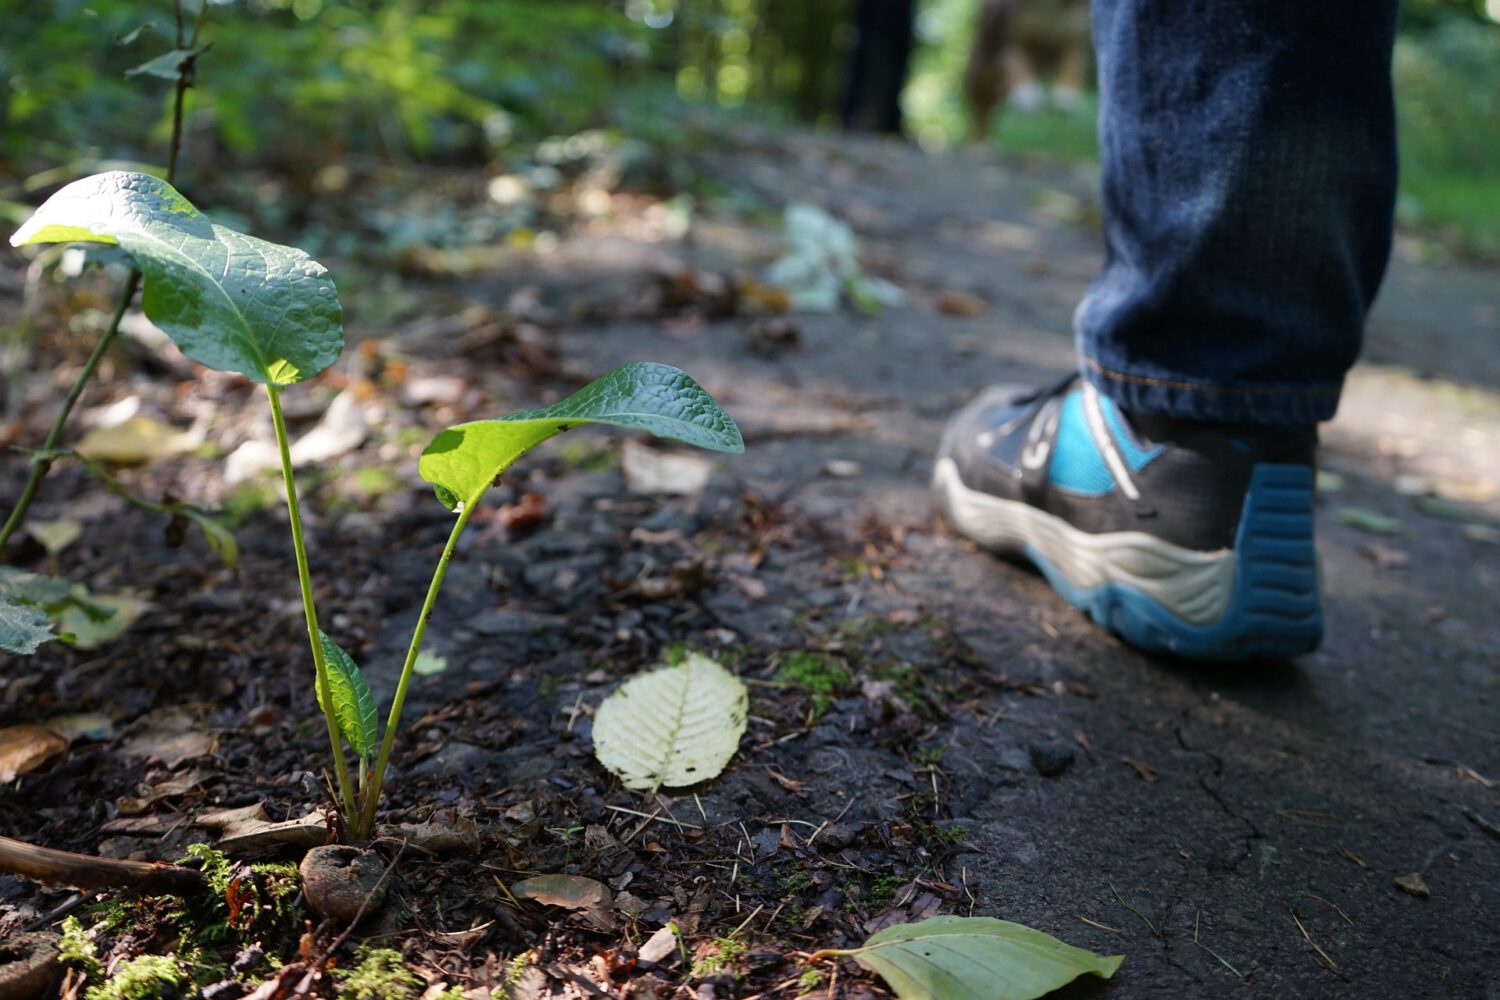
left=1031, top=464, right=1323, bottom=662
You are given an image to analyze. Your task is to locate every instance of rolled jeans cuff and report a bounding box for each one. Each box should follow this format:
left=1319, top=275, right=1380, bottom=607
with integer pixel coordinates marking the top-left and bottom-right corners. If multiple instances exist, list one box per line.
left=1081, top=355, right=1342, bottom=426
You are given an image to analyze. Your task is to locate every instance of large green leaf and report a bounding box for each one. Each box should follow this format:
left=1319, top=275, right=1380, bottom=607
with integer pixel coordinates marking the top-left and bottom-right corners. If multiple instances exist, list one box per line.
left=419, top=363, right=743, bottom=509
left=831, top=916, right=1123, bottom=1000
left=316, top=632, right=379, bottom=759
left=9, top=171, right=342, bottom=386
left=0, top=593, right=54, bottom=655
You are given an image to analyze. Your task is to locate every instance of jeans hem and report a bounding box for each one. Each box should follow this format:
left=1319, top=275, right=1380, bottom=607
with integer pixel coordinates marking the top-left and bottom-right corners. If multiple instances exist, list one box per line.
left=1082, top=356, right=1341, bottom=425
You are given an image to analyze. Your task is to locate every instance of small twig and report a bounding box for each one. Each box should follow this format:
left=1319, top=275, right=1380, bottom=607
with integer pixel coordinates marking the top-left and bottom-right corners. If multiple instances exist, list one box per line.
left=1079, top=915, right=1124, bottom=936
left=1290, top=907, right=1339, bottom=973
left=729, top=903, right=764, bottom=938
left=1107, top=880, right=1159, bottom=938
left=603, top=804, right=702, bottom=830
left=1305, top=893, right=1354, bottom=926
left=0, top=834, right=203, bottom=896
left=1192, top=910, right=1244, bottom=979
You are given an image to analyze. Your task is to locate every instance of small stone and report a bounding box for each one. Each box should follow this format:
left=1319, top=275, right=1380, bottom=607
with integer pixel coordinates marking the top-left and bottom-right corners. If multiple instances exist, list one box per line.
left=1028, top=742, right=1075, bottom=778
left=638, top=924, right=679, bottom=966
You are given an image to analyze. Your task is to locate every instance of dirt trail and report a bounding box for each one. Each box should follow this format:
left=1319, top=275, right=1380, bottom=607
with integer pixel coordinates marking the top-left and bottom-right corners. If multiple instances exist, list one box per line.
left=550, top=131, right=1500, bottom=997
left=3, top=129, right=1496, bottom=997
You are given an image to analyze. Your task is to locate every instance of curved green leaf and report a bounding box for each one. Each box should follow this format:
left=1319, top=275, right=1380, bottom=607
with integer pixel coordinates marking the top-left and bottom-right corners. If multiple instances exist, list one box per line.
left=9, top=171, right=342, bottom=386
left=842, top=916, right=1123, bottom=1000
left=316, top=632, right=379, bottom=759
left=419, top=363, right=743, bottom=509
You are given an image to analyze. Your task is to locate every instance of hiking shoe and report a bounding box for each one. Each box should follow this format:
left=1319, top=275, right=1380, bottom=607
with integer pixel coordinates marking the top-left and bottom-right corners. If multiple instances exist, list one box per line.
left=932, top=376, right=1323, bottom=661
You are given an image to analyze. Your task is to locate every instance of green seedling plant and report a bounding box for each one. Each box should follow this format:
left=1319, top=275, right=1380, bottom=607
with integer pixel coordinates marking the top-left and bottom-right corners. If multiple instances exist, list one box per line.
left=10, top=171, right=743, bottom=841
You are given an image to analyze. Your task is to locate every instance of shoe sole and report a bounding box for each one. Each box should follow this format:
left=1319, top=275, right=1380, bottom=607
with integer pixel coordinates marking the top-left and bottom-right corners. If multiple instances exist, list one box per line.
left=933, top=459, right=1323, bottom=661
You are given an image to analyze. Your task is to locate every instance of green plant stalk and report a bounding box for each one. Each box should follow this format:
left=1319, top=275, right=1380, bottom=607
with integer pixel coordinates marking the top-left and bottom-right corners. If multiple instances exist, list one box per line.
left=357, top=502, right=477, bottom=837
left=0, top=0, right=205, bottom=551
left=267, top=385, right=357, bottom=821
left=0, top=270, right=141, bottom=549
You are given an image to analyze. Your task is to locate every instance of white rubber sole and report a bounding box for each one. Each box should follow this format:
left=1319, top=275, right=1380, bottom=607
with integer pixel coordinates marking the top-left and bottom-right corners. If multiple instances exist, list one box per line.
left=933, top=457, right=1236, bottom=626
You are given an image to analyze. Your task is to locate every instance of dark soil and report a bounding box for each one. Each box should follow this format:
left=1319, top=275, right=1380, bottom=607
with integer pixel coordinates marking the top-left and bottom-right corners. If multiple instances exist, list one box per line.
left=2, top=128, right=1497, bottom=999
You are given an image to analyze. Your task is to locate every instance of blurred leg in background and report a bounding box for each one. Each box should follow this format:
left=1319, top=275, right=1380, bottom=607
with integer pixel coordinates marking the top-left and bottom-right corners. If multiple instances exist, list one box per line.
left=842, top=0, right=917, bottom=134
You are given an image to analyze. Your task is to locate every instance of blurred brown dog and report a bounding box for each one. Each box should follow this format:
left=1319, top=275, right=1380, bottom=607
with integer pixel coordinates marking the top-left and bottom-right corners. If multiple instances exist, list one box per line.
left=964, top=0, right=1091, bottom=140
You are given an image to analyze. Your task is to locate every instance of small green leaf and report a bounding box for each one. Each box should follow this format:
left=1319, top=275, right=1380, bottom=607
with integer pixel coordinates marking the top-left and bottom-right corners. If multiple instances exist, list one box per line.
left=125, top=45, right=208, bottom=80
left=182, top=509, right=240, bottom=568
left=55, top=591, right=147, bottom=650
left=412, top=651, right=448, bottom=676
left=834, top=916, right=1123, bottom=1000
left=419, top=363, right=743, bottom=509
left=10, top=171, right=342, bottom=386
left=1335, top=506, right=1403, bottom=536
left=0, top=593, right=54, bottom=655
left=317, top=632, right=379, bottom=759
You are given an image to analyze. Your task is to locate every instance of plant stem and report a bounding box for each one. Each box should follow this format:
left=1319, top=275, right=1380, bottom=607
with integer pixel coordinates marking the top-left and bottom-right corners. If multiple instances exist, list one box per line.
left=0, top=271, right=141, bottom=549
left=358, top=502, right=477, bottom=836
left=267, top=384, right=357, bottom=821
left=1, top=3, right=202, bottom=550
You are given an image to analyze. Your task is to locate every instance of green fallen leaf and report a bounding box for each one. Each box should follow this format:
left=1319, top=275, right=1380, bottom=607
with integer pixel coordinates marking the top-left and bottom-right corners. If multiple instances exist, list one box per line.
left=10, top=171, right=342, bottom=386
left=1409, top=495, right=1475, bottom=523
left=317, top=633, right=379, bottom=759
left=592, top=652, right=748, bottom=793
left=814, top=916, right=1123, bottom=1000
left=1335, top=506, right=1402, bottom=536
left=56, top=590, right=147, bottom=650
left=419, top=363, right=743, bottom=511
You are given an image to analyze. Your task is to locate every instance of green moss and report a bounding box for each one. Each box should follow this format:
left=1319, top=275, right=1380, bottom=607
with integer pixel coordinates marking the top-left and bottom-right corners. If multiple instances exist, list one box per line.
left=865, top=873, right=906, bottom=909
left=337, top=946, right=423, bottom=1000
left=58, top=916, right=101, bottom=978
left=690, top=936, right=747, bottom=979
left=84, top=955, right=186, bottom=1000
left=776, top=650, right=850, bottom=717
left=777, top=869, right=814, bottom=894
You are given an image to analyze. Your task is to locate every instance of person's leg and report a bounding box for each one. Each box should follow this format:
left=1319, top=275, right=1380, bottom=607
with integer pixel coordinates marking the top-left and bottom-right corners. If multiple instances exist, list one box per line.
left=934, top=0, right=1400, bottom=660
left=1078, top=0, right=1399, bottom=425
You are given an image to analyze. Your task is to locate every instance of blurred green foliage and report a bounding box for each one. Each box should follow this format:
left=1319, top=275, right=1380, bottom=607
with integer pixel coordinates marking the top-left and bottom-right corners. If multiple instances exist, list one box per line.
left=1, top=0, right=1496, bottom=254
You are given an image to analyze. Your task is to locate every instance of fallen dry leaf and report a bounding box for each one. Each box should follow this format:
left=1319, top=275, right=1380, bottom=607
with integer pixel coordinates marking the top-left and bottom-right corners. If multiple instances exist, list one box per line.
left=120, top=705, right=217, bottom=767
left=513, top=874, right=616, bottom=931
left=1120, top=755, right=1158, bottom=782
left=0, top=725, right=68, bottom=783
left=934, top=289, right=988, bottom=317
left=1393, top=872, right=1431, bottom=898
left=75, top=416, right=199, bottom=464
left=198, top=804, right=330, bottom=853
left=1335, top=845, right=1369, bottom=868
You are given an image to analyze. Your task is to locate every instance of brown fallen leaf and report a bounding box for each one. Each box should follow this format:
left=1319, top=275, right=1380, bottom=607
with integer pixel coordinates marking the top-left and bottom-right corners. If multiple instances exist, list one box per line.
left=1074, top=730, right=1094, bottom=756
left=1393, top=872, right=1431, bottom=898
left=1120, top=755, right=1158, bottom=782
left=513, top=874, right=616, bottom=931
left=498, top=492, right=549, bottom=532
left=0, top=725, right=68, bottom=783
left=934, top=290, right=988, bottom=317
left=120, top=705, right=217, bottom=768
left=1359, top=543, right=1410, bottom=569
left=197, top=804, right=330, bottom=853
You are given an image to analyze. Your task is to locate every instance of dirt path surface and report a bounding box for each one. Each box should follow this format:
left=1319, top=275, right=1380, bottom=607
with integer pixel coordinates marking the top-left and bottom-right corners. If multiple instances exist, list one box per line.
left=3, top=130, right=1497, bottom=998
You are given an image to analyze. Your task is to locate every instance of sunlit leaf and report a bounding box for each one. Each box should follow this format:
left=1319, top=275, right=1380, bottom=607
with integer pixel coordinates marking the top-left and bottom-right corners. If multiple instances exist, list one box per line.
left=419, top=363, right=742, bottom=510
left=25, top=518, right=83, bottom=555
left=10, top=171, right=342, bottom=386
left=1335, top=506, right=1402, bottom=536
left=55, top=590, right=147, bottom=649
left=592, top=651, right=748, bottom=793
left=823, top=916, right=1123, bottom=1000
left=317, top=632, right=379, bottom=759
left=125, top=45, right=208, bottom=80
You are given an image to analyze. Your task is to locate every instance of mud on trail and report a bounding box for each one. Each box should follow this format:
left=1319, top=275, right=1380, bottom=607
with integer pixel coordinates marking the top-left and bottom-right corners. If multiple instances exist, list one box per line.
left=1, top=129, right=1497, bottom=998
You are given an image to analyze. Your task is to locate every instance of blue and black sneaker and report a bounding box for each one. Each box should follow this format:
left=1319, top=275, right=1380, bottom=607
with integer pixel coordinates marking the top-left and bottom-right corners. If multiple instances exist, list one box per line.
left=932, top=376, right=1323, bottom=661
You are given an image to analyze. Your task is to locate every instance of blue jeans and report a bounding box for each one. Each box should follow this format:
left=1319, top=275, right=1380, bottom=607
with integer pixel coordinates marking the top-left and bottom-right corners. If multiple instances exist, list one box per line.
left=1075, top=0, right=1399, bottom=425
